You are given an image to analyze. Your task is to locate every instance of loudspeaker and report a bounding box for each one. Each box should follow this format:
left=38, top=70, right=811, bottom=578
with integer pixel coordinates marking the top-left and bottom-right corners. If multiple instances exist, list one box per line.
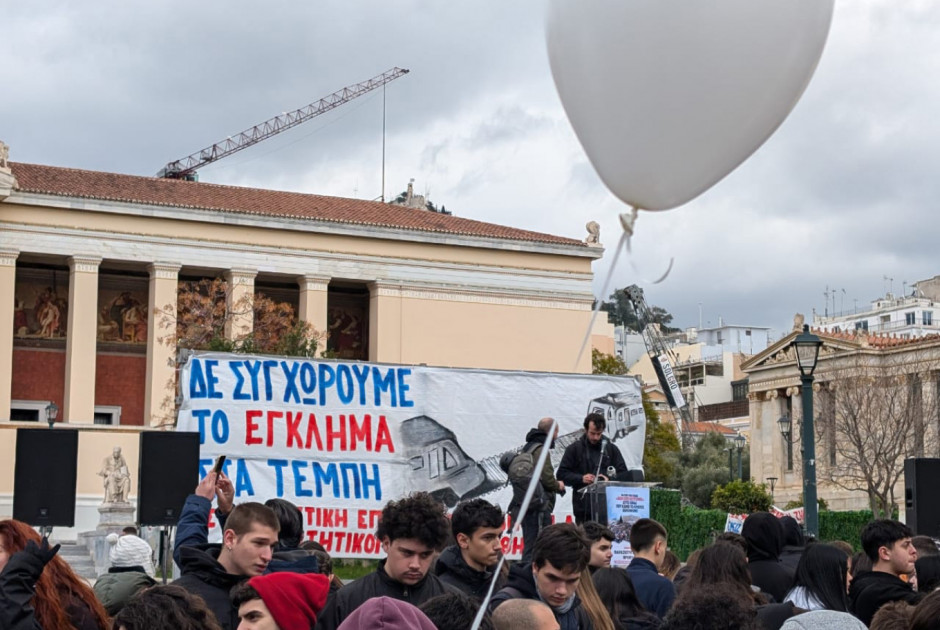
left=13, top=428, right=79, bottom=527
left=905, top=458, right=940, bottom=537
left=138, top=431, right=201, bottom=526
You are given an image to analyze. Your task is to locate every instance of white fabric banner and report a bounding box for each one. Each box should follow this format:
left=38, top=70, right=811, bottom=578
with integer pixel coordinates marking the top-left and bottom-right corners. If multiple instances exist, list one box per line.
left=176, top=352, right=646, bottom=557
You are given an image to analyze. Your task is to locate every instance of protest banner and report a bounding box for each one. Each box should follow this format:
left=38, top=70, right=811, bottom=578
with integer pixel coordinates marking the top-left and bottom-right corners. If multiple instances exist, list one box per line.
left=605, top=486, right=650, bottom=567
left=176, top=351, right=647, bottom=558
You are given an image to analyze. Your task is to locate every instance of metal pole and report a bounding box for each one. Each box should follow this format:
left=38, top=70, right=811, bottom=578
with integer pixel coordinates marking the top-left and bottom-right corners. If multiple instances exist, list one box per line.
left=801, top=374, right=818, bottom=537
left=727, top=449, right=733, bottom=480
left=737, top=447, right=743, bottom=481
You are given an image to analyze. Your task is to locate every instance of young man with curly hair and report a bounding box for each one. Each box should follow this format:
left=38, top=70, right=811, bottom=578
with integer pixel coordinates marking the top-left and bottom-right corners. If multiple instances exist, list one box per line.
left=315, top=492, right=451, bottom=630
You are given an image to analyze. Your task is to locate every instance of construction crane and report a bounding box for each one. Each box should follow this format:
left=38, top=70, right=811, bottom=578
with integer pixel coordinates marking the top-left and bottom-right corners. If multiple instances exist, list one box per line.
left=624, top=285, right=694, bottom=446
left=158, top=67, right=410, bottom=180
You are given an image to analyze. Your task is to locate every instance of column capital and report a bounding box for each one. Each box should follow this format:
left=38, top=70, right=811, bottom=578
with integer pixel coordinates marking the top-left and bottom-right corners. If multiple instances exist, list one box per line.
left=298, top=274, right=330, bottom=292
left=148, top=262, right=182, bottom=280
left=225, top=267, right=256, bottom=286
left=68, top=255, right=102, bottom=273
left=369, top=280, right=403, bottom=297
left=0, top=249, right=18, bottom=267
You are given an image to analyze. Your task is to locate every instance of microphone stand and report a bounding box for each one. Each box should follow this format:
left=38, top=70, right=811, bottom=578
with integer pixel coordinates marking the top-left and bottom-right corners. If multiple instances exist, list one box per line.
left=582, top=438, right=608, bottom=521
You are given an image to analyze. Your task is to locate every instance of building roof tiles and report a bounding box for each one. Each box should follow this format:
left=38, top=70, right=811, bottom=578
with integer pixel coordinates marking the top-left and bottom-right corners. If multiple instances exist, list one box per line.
left=9, top=162, right=584, bottom=247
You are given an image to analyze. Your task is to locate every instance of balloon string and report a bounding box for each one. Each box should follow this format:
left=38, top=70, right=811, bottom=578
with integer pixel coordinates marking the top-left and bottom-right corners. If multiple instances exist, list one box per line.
left=470, top=419, right=559, bottom=630
left=572, top=207, right=674, bottom=372
left=573, top=218, right=631, bottom=372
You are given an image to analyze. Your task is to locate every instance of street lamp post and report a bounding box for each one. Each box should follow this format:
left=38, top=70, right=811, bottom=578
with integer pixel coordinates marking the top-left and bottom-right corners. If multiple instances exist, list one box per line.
left=777, top=415, right=793, bottom=471
left=734, top=433, right=747, bottom=480
left=767, top=476, right=778, bottom=502
left=45, top=402, right=59, bottom=430
left=792, top=324, right=822, bottom=538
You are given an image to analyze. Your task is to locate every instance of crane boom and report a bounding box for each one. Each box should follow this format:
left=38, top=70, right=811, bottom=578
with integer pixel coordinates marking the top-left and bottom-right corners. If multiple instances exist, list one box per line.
left=158, top=67, right=410, bottom=179
left=624, top=285, right=694, bottom=447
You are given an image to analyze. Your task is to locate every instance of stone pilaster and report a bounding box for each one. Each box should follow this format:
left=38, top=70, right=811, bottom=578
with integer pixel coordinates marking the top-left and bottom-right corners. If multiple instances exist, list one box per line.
left=64, top=255, right=102, bottom=422
left=369, top=281, right=402, bottom=363
left=0, top=249, right=17, bottom=420
left=298, top=274, right=330, bottom=356
left=145, top=262, right=181, bottom=426
left=225, top=268, right=256, bottom=341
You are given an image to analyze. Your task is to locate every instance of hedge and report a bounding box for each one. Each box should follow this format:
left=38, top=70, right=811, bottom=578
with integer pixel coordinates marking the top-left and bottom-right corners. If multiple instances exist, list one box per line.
left=650, top=488, right=876, bottom=560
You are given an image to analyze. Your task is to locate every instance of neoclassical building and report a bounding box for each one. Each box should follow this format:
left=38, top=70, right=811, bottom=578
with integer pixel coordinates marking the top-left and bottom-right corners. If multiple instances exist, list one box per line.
left=743, top=317, right=940, bottom=512
left=0, top=148, right=602, bottom=535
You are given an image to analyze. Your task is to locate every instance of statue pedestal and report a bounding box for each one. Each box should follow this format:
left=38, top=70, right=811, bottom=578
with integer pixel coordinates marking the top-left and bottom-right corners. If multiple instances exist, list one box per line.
left=79, top=502, right=138, bottom=576
left=96, top=503, right=136, bottom=532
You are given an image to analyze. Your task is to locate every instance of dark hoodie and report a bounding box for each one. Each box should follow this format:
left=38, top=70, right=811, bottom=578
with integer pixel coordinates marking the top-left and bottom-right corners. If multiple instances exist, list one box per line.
left=490, top=562, right=593, bottom=630
left=741, top=512, right=794, bottom=604
left=315, top=559, right=448, bottom=630
left=778, top=516, right=805, bottom=574
left=848, top=570, right=924, bottom=626
left=172, top=544, right=245, bottom=629
left=434, top=545, right=503, bottom=599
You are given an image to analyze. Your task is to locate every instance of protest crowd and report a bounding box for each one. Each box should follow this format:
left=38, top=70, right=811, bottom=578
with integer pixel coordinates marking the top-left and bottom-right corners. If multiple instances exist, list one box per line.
left=1, top=413, right=939, bottom=630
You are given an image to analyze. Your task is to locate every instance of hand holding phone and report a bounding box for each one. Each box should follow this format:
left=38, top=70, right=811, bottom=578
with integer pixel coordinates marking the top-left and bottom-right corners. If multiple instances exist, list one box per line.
left=212, top=455, right=226, bottom=475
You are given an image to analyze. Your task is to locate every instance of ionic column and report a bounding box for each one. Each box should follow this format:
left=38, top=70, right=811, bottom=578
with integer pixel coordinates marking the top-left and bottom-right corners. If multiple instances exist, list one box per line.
left=64, top=255, right=102, bottom=422
left=145, top=262, right=181, bottom=426
left=225, top=268, right=256, bottom=341
left=298, top=274, right=329, bottom=356
left=0, top=249, right=17, bottom=420
left=369, top=281, right=402, bottom=363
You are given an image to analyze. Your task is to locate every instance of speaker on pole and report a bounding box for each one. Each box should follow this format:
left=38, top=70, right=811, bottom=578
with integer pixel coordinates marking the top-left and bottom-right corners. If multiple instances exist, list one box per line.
left=138, top=431, right=201, bottom=526
left=13, top=428, right=79, bottom=527
left=905, top=457, right=940, bottom=537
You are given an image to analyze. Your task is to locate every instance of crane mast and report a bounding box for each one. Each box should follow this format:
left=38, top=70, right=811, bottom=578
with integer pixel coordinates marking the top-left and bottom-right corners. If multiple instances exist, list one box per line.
left=624, top=285, right=693, bottom=446
left=158, top=67, right=410, bottom=180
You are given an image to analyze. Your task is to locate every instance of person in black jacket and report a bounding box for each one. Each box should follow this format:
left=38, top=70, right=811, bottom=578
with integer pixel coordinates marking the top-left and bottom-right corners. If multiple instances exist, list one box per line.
left=557, top=413, right=628, bottom=524
left=0, top=537, right=59, bottom=630
left=778, top=516, right=805, bottom=574
left=625, top=519, right=676, bottom=619
left=315, top=492, right=451, bottom=630
left=491, top=523, right=594, bottom=629
left=435, top=498, right=505, bottom=599
left=740, top=511, right=794, bottom=603
left=511, top=418, right=566, bottom=564
left=848, top=519, right=924, bottom=625
left=173, top=493, right=280, bottom=630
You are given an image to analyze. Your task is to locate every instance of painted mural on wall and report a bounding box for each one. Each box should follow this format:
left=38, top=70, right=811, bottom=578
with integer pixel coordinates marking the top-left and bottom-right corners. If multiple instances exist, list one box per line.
left=14, top=268, right=69, bottom=341
left=97, top=289, right=148, bottom=343
left=327, top=300, right=368, bottom=360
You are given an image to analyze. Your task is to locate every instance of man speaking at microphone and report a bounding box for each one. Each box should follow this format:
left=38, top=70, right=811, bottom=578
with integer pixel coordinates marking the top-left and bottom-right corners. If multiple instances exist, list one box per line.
left=557, top=412, right=629, bottom=524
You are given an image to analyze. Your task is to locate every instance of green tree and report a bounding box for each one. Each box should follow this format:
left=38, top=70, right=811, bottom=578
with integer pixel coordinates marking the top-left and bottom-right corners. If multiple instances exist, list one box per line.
left=642, top=392, right=681, bottom=485
left=599, top=288, right=679, bottom=333
left=676, top=432, right=737, bottom=508
left=784, top=493, right=830, bottom=512
left=711, top=480, right=773, bottom=513
left=592, top=348, right=628, bottom=375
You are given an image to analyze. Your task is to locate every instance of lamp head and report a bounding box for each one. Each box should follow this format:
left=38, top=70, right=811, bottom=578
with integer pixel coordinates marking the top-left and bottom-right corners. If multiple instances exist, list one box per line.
left=46, top=401, right=59, bottom=429
left=777, top=414, right=792, bottom=437
left=793, top=324, right=822, bottom=377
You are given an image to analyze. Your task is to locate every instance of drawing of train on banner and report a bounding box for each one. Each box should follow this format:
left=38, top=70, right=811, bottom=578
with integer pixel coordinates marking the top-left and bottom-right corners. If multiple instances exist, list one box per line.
left=401, top=391, right=646, bottom=507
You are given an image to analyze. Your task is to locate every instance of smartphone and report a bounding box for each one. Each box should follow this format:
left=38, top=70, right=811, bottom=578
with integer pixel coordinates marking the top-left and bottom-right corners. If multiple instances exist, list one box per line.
left=212, top=455, right=226, bottom=475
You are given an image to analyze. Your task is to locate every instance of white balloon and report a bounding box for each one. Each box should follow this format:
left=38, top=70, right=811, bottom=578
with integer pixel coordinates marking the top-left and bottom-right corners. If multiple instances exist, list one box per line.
left=547, top=0, right=834, bottom=211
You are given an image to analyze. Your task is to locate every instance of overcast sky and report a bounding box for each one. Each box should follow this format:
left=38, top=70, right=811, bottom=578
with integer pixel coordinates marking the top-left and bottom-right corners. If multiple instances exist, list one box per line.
left=3, top=1, right=939, bottom=340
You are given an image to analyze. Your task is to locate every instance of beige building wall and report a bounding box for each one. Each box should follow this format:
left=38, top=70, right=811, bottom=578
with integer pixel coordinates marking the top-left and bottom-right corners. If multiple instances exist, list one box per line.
left=0, top=167, right=601, bottom=538
left=628, top=343, right=703, bottom=387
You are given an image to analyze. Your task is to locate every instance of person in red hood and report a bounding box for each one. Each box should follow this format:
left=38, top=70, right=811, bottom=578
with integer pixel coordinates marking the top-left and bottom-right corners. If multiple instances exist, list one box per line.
left=231, top=572, right=330, bottom=630
left=336, top=597, right=437, bottom=630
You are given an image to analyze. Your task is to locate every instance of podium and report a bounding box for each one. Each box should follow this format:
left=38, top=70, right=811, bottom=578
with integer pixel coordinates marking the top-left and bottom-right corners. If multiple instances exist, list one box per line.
left=580, top=480, right=659, bottom=524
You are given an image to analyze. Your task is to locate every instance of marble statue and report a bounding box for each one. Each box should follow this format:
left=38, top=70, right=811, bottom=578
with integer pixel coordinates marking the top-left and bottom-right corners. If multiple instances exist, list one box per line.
left=98, top=446, right=131, bottom=504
